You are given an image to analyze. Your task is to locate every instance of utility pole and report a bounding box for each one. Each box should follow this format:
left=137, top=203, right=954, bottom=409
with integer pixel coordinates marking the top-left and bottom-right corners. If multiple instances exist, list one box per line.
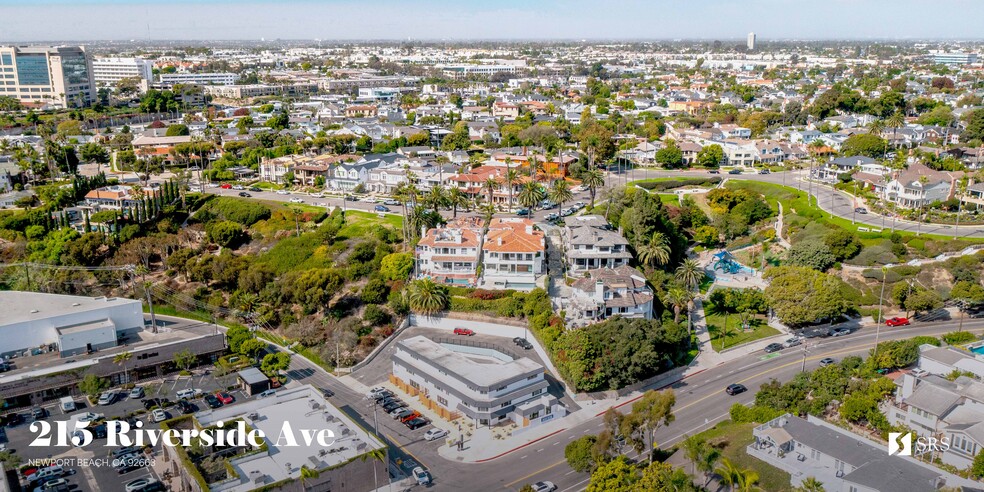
left=874, top=266, right=888, bottom=353
left=145, top=282, right=158, bottom=334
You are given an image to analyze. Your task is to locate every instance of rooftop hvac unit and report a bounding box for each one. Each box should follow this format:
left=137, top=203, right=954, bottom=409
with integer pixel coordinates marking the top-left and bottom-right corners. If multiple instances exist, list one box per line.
left=341, top=426, right=351, bottom=436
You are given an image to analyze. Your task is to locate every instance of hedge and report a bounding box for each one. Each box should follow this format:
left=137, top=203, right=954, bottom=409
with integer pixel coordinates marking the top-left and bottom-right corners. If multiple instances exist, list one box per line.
left=634, top=177, right=721, bottom=191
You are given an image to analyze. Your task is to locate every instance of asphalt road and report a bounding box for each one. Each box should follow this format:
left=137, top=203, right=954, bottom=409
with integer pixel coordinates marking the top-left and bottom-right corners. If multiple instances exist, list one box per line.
left=276, top=316, right=984, bottom=492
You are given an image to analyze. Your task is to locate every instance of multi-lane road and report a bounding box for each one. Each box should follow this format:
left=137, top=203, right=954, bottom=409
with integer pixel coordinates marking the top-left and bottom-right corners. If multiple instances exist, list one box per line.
left=282, top=317, right=984, bottom=492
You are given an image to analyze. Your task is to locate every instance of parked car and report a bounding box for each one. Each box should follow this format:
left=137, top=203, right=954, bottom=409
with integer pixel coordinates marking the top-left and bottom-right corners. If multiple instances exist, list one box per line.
left=544, top=212, right=559, bottom=221
left=382, top=401, right=405, bottom=412
left=128, top=386, right=144, bottom=399
left=391, top=408, right=414, bottom=420
left=257, top=389, right=277, bottom=398
left=412, top=467, right=432, bottom=486
left=532, top=481, right=557, bottom=492
left=783, top=337, right=802, bottom=348
left=728, top=169, right=742, bottom=175
left=215, top=392, right=234, bottom=404
left=38, top=478, right=70, bottom=491
left=249, top=186, right=262, bottom=192
left=424, top=428, right=449, bottom=441
left=175, top=400, right=195, bottom=414
left=400, top=412, right=421, bottom=423
left=276, top=190, right=290, bottom=195
left=31, top=407, right=46, bottom=420
left=384, top=199, right=400, bottom=205
left=238, top=191, right=252, bottom=197
left=232, top=185, right=245, bottom=190
left=374, top=205, right=390, bottom=212
left=560, top=207, right=576, bottom=217
left=831, top=327, right=851, bottom=337
left=125, top=478, right=160, bottom=492
left=320, top=388, right=334, bottom=398
left=289, top=198, right=304, bottom=204
left=764, top=343, right=783, bottom=353
left=725, top=384, right=747, bottom=395
left=855, top=207, right=868, bottom=214
left=203, top=394, right=222, bottom=409
left=540, top=200, right=557, bottom=209
left=0, top=413, right=23, bottom=427
left=758, top=169, right=771, bottom=174
left=151, top=409, right=168, bottom=423
left=574, top=201, right=586, bottom=209
left=377, top=396, right=401, bottom=407
left=365, top=387, right=388, bottom=399
left=513, top=337, right=533, bottom=350
left=819, top=357, right=836, bottom=367
left=516, top=208, right=531, bottom=216
left=708, top=169, right=720, bottom=174
left=344, top=195, right=359, bottom=201
left=76, top=412, right=103, bottom=423
left=886, top=317, right=910, bottom=327
left=25, top=466, right=64, bottom=485
left=220, top=183, right=232, bottom=189
left=372, top=391, right=395, bottom=402
left=114, top=454, right=147, bottom=474
left=141, top=398, right=170, bottom=410
left=97, top=391, right=116, bottom=406
left=405, top=417, right=429, bottom=429
left=453, top=327, right=475, bottom=336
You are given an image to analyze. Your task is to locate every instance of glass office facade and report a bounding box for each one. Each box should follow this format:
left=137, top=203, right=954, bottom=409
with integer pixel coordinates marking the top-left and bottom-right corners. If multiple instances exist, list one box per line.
left=15, top=54, right=49, bottom=85
left=60, top=53, right=89, bottom=85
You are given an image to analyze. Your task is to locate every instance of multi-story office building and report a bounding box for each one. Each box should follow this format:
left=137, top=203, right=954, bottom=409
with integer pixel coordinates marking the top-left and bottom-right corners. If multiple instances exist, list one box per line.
left=441, top=64, right=516, bottom=80
left=931, top=51, right=978, bottom=65
left=0, top=45, right=94, bottom=108
left=391, top=336, right=564, bottom=427
left=91, top=57, right=153, bottom=85
left=747, top=32, right=756, bottom=50
left=160, top=71, right=237, bottom=87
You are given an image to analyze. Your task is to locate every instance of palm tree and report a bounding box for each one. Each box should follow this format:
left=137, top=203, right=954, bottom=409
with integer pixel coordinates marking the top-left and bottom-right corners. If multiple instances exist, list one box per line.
left=886, top=110, right=906, bottom=150
left=518, top=181, right=545, bottom=211
left=807, top=139, right=826, bottom=207
left=715, top=458, right=743, bottom=492
left=113, top=351, right=133, bottom=385
left=637, top=232, right=671, bottom=268
left=425, top=185, right=448, bottom=211
left=483, top=176, right=499, bottom=208
left=238, top=292, right=259, bottom=320
left=663, top=288, right=692, bottom=324
left=696, top=445, right=721, bottom=487
left=405, top=278, right=450, bottom=315
left=868, top=119, right=887, bottom=157
left=447, top=186, right=469, bottom=218
left=794, top=477, right=826, bottom=492
left=505, top=168, right=520, bottom=211
left=675, top=259, right=704, bottom=293
left=581, top=169, right=605, bottom=209
left=681, top=434, right=708, bottom=477
left=548, top=179, right=574, bottom=214
left=528, top=155, right=542, bottom=181
left=736, top=469, right=760, bottom=492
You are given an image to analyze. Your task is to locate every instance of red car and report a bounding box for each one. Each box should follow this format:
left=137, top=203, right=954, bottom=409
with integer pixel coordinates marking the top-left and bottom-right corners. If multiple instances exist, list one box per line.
left=453, top=327, right=474, bottom=336
left=220, top=183, right=232, bottom=189
left=215, top=392, right=234, bottom=404
left=886, top=317, right=911, bottom=327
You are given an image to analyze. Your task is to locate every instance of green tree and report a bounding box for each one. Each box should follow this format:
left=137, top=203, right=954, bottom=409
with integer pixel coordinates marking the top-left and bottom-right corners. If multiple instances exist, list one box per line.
left=405, top=278, right=450, bottom=314
left=587, top=456, right=636, bottom=492
left=972, top=449, right=984, bottom=479
left=840, top=133, right=887, bottom=158
left=380, top=253, right=414, bottom=281
left=581, top=169, right=605, bottom=208
left=226, top=325, right=253, bottom=353
left=697, top=144, right=724, bottom=168
left=786, top=241, right=836, bottom=271
left=518, top=181, right=545, bottom=210
left=663, top=288, right=692, bottom=324
left=676, top=259, right=705, bottom=292
left=565, top=435, right=599, bottom=472
left=655, top=142, right=684, bottom=168
left=548, top=179, right=574, bottom=213
left=173, top=349, right=197, bottom=372
left=637, top=232, right=671, bottom=269
left=165, top=124, right=190, bottom=136
left=764, top=266, right=858, bottom=326
left=113, top=351, right=133, bottom=385
left=447, top=186, right=470, bottom=218
left=238, top=338, right=267, bottom=359
left=261, top=352, right=291, bottom=375
left=266, top=113, right=290, bottom=131
left=79, top=143, right=110, bottom=164
left=793, top=477, right=826, bottom=492
left=623, top=389, right=675, bottom=462
left=79, top=374, right=110, bottom=398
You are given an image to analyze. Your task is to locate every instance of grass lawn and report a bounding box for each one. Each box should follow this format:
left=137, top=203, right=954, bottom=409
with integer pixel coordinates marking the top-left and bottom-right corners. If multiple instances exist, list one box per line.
left=725, top=180, right=984, bottom=244
left=683, top=420, right=792, bottom=492
left=250, top=181, right=285, bottom=190
left=337, top=210, right=403, bottom=240
left=658, top=193, right=680, bottom=205
left=703, top=300, right=778, bottom=351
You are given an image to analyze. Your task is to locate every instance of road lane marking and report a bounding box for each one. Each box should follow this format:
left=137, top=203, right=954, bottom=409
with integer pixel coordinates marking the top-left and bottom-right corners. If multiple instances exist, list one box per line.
left=383, top=432, right=427, bottom=471
left=560, top=477, right=591, bottom=492
left=503, top=459, right=567, bottom=487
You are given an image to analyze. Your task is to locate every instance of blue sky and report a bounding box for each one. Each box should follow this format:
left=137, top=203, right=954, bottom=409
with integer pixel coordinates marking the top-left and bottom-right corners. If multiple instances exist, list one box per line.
left=0, top=0, right=981, bottom=41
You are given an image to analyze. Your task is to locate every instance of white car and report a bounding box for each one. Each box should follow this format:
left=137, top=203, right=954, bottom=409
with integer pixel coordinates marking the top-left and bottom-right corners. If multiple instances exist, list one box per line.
left=124, top=478, right=159, bottom=492
left=151, top=409, right=168, bottom=423
left=532, top=481, right=557, bottom=492
left=423, top=428, right=449, bottom=441
left=276, top=190, right=290, bottom=195
left=310, top=192, right=324, bottom=198
left=176, top=388, right=202, bottom=399
left=97, top=391, right=115, bottom=405
left=289, top=198, right=304, bottom=204
left=38, top=478, right=70, bottom=491
left=232, top=185, right=245, bottom=190
left=412, top=467, right=431, bottom=486
left=128, top=386, right=144, bottom=399
left=77, top=412, right=103, bottom=423
left=365, top=387, right=387, bottom=399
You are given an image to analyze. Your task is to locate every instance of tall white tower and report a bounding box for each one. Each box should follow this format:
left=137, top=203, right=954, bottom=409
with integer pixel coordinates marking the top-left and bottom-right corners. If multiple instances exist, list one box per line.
left=747, top=32, right=756, bottom=51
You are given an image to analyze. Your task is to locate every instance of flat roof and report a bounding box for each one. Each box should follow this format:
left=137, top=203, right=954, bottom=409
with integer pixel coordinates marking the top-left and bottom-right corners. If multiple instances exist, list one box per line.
left=196, top=385, right=386, bottom=492
left=397, top=335, right=542, bottom=387
left=0, top=291, right=141, bottom=327
left=237, top=367, right=268, bottom=385
left=55, top=319, right=115, bottom=335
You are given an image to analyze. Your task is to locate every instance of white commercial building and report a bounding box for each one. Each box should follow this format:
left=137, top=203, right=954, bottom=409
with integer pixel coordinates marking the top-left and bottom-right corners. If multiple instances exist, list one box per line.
left=91, top=57, right=153, bottom=85
left=0, top=45, right=95, bottom=108
left=392, top=335, right=565, bottom=428
left=166, top=385, right=386, bottom=492
left=747, top=32, right=756, bottom=51
left=931, top=52, right=978, bottom=65
left=441, top=64, right=516, bottom=80
left=0, top=291, right=143, bottom=357
left=160, top=72, right=237, bottom=87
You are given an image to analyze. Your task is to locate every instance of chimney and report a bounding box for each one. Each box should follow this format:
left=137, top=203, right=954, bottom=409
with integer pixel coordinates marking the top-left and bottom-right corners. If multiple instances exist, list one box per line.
left=595, top=280, right=604, bottom=300
left=525, top=225, right=533, bottom=235
left=498, top=237, right=503, bottom=246
left=898, top=374, right=917, bottom=403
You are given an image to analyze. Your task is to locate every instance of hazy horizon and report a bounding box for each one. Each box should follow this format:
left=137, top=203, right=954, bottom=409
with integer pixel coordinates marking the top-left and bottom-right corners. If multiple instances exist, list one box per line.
left=1, top=0, right=983, bottom=43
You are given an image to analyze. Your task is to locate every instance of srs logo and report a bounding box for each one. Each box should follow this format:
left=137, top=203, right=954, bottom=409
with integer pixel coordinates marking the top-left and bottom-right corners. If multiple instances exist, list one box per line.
left=888, top=432, right=950, bottom=456
left=888, top=432, right=911, bottom=456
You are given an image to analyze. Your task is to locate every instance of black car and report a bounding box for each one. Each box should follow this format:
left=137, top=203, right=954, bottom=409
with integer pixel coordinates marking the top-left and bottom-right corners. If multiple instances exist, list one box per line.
left=203, top=394, right=222, bottom=409
left=374, top=205, right=390, bottom=213
left=372, top=390, right=394, bottom=402
left=728, top=169, right=742, bottom=175
left=382, top=401, right=406, bottom=412
left=377, top=397, right=401, bottom=407
left=0, top=413, right=22, bottom=427
left=175, top=400, right=195, bottom=414
left=513, top=337, right=533, bottom=350
left=405, top=417, right=429, bottom=430
left=238, top=192, right=252, bottom=197
left=344, top=195, right=358, bottom=201
left=725, top=384, right=747, bottom=395
left=249, top=186, right=262, bottom=192
left=708, top=169, right=720, bottom=174
left=764, top=343, right=783, bottom=353
left=31, top=407, right=46, bottom=420
left=141, top=398, right=171, bottom=410
left=320, top=388, right=334, bottom=398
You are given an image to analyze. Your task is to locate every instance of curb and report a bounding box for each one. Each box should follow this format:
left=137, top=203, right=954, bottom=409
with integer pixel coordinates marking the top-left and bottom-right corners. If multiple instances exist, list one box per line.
left=472, top=427, right=569, bottom=463
left=595, top=367, right=709, bottom=417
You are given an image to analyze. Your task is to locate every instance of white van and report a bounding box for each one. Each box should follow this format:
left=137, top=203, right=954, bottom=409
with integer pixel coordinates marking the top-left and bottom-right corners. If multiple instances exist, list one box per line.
left=59, top=397, right=76, bottom=413
left=26, top=465, right=64, bottom=484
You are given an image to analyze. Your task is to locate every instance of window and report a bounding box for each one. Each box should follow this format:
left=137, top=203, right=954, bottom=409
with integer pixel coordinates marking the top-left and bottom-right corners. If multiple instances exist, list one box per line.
left=15, top=54, right=49, bottom=86
left=532, top=389, right=543, bottom=396
left=530, top=412, right=539, bottom=419
left=501, top=400, right=511, bottom=408
left=437, top=396, right=447, bottom=406
left=0, top=54, right=10, bottom=65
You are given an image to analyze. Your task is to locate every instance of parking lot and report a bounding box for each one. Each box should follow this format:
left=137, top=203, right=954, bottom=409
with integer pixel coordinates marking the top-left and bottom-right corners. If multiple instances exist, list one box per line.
left=1, top=367, right=255, bottom=492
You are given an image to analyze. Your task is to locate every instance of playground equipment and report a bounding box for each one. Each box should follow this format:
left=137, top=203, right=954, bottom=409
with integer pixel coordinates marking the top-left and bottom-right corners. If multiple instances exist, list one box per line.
left=712, top=250, right=742, bottom=274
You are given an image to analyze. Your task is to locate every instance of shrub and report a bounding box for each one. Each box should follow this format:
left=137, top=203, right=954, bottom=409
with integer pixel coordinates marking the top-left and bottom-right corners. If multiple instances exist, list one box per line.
left=362, top=304, right=391, bottom=326
left=634, top=177, right=721, bottom=191
left=730, top=403, right=782, bottom=424
left=469, top=289, right=511, bottom=300
left=192, top=197, right=271, bottom=226
left=205, top=220, right=246, bottom=248
left=943, top=331, right=977, bottom=345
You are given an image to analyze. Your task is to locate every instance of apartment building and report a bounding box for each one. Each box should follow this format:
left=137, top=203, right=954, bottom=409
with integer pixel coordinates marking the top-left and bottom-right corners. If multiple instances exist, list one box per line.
left=0, top=45, right=94, bottom=108
left=415, top=219, right=483, bottom=286
left=564, top=215, right=632, bottom=273
left=480, top=218, right=545, bottom=291
left=91, top=57, right=153, bottom=85
left=441, top=64, right=516, bottom=80
left=160, top=72, right=237, bottom=86
left=391, top=336, right=563, bottom=427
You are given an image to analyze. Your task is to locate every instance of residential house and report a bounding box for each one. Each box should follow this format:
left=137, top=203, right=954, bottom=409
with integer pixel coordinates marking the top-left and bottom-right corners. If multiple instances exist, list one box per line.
left=749, top=413, right=957, bottom=492
left=84, top=185, right=162, bottom=210
left=679, top=141, right=703, bottom=166
left=492, top=102, right=520, bottom=121
left=564, top=215, right=632, bottom=273
left=883, top=163, right=956, bottom=209
left=344, top=105, right=378, bottom=118
left=415, top=218, right=484, bottom=286
left=329, top=159, right=383, bottom=191
left=131, top=134, right=193, bottom=165
left=467, top=121, right=500, bottom=143
left=569, top=266, right=654, bottom=323
left=480, top=218, right=545, bottom=291
left=816, top=156, right=878, bottom=182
